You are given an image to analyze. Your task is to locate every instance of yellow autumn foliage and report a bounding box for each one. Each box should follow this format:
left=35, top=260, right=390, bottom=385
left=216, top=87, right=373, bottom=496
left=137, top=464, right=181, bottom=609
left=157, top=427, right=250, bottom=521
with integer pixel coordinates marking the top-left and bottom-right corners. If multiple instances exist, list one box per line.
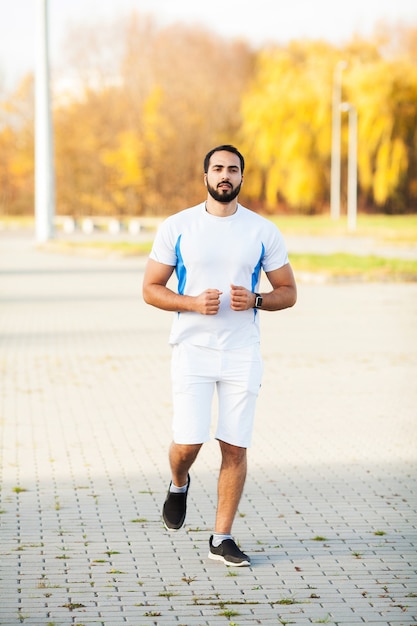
left=1, top=15, right=416, bottom=216
left=240, top=42, right=333, bottom=211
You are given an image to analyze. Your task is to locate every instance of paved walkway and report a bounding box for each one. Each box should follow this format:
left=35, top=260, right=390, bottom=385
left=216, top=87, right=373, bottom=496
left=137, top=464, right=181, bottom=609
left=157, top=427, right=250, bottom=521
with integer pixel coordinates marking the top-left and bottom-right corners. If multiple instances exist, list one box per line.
left=1, top=234, right=416, bottom=626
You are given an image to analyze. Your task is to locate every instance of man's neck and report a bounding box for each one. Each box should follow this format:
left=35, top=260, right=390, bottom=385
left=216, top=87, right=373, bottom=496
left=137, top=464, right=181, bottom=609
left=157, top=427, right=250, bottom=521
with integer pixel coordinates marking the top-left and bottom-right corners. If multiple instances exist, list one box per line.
left=205, top=198, right=239, bottom=217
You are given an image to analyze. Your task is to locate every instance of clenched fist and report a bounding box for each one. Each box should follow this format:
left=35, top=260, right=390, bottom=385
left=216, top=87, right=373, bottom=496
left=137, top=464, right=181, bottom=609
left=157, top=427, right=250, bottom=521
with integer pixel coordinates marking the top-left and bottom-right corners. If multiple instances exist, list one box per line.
left=194, top=289, right=223, bottom=315
left=230, top=284, right=255, bottom=311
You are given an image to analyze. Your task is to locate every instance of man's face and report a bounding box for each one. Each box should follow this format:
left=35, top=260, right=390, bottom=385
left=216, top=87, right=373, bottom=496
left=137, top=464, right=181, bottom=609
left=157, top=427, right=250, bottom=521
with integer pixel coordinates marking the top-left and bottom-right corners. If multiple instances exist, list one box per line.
left=205, top=151, right=243, bottom=203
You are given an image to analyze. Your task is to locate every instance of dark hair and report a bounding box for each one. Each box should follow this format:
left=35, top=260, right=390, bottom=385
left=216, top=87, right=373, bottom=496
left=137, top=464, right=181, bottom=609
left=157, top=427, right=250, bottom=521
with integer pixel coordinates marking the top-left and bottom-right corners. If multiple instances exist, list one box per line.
left=204, top=145, right=245, bottom=174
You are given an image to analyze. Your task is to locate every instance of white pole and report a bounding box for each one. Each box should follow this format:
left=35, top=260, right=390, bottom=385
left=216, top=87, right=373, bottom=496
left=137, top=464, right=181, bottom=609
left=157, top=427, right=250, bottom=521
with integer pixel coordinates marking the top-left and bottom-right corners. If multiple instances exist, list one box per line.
left=347, top=105, right=358, bottom=232
left=341, top=103, right=358, bottom=232
left=35, top=0, right=55, bottom=242
left=330, top=61, right=347, bottom=220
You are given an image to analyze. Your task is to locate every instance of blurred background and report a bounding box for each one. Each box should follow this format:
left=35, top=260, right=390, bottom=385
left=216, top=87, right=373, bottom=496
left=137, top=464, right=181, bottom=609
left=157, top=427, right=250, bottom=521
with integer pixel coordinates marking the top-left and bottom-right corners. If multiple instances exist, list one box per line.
left=0, top=1, right=416, bottom=246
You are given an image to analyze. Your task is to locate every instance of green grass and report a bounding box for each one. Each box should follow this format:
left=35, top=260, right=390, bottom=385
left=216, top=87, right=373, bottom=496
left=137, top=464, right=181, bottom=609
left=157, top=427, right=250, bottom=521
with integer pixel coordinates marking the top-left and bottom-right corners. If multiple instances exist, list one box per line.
left=291, top=252, right=417, bottom=281
left=271, top=214, right=417, bottom=245
left=219, top=609, right=239, bottom=618
left=12, top=487, right=28, bottom=494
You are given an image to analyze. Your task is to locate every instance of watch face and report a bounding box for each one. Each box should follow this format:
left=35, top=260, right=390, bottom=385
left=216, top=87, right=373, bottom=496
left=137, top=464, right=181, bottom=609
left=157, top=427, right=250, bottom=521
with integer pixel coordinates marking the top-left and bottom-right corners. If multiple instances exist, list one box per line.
left=256, top=295, right=263, bottom=308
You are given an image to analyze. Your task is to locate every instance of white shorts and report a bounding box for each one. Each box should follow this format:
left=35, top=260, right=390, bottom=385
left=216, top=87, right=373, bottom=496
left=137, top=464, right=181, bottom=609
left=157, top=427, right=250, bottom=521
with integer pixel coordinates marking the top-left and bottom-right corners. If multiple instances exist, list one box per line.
left=171, top=342, right=263, bottom=448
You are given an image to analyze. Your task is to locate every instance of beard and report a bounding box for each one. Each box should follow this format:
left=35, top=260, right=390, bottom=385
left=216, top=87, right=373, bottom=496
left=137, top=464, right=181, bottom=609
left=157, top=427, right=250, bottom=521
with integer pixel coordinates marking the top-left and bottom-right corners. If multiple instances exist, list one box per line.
left=207, top=180, right=242, bottom=203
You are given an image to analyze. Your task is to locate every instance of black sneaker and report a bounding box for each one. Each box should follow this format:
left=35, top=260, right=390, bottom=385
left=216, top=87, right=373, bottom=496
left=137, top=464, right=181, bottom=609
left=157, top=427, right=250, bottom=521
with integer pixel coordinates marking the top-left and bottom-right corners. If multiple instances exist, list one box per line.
left=208, top=535, right=251, bottom=567
left=162, top=475, right=190, bottom=531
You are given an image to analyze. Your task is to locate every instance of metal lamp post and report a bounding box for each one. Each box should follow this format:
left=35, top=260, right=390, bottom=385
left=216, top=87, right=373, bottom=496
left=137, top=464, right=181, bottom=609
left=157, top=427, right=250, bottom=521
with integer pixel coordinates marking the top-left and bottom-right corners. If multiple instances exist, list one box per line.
left=35, top=0, right=55, bottom=243
left=340, top=102, right=358, bottom=232
left=330, top=60, right=347, bottom=220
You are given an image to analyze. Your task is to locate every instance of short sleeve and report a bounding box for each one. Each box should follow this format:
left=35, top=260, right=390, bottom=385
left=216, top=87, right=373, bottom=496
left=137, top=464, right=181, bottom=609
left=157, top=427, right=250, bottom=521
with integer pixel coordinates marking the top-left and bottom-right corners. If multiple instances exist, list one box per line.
left=149, top=219, right=178, bottom=267
left=261, top=225, right=289, bottom=273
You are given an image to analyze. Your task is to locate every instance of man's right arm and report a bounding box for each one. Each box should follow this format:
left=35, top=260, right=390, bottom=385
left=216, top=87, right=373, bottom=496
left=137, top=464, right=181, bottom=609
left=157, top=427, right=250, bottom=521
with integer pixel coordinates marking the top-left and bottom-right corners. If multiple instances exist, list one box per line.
left=142, top=258, right=222, bottom=315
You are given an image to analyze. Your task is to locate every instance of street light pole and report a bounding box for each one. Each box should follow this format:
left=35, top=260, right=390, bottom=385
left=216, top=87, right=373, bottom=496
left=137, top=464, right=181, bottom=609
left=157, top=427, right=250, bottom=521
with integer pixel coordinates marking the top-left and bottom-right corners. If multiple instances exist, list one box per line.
left=35, top=0, right=55, bottom=243
left=340, top=102, right=358, bottom=232
left=330, top=61, right=347, bottom=220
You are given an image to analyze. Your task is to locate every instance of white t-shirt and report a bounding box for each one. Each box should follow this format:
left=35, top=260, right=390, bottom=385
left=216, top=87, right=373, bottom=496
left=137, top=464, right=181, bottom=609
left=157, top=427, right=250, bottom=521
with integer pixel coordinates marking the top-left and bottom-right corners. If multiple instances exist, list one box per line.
left=149, top=202, right=289, bottom=349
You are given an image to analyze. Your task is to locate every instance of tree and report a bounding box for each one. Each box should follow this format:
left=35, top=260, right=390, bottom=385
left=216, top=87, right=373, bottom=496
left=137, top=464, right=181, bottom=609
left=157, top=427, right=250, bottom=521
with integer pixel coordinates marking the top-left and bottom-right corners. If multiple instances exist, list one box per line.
left=53, top=14, right=253, bottom=216
left=240, top=33, right=417, bottom=214
left=119, top=21, right=253, bottom=213
left=0, top=76, right=34, bottom=215
left=240, top=41, right=334, bottom=213
left=1, top=15, right=417, bottom=216
left=345, top=53, right=417, bottom=212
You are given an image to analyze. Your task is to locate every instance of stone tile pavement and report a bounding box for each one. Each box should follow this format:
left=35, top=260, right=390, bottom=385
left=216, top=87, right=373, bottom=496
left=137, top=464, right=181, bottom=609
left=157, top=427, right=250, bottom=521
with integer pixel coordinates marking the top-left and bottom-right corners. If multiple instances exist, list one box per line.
left=0, top=234, right=416, bottom=626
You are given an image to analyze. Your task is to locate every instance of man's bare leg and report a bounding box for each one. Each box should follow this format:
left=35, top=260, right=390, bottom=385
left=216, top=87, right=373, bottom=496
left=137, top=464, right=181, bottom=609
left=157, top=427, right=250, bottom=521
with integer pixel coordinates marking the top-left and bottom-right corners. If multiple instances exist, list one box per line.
left=169, top=441, right=202, bottom=487
left=214, top=440, right=247, bottom=534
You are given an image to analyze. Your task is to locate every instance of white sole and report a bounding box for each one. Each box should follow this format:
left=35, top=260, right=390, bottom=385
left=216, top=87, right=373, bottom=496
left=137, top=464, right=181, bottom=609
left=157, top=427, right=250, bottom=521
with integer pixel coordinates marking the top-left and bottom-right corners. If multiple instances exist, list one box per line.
left=208, top=551, right=250, bottom=567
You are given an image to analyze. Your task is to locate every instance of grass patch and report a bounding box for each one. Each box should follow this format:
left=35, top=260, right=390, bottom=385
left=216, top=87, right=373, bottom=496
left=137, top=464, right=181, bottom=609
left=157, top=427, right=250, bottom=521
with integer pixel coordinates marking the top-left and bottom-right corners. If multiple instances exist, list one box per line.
left=219, top=609, right=240, bottom=618
left=159, top=591, right=178, bottom=599
left=273, top=214, right=417, bottom=245
left=12, top=487, right=28, bottom=494
left=291, top=252, right=417, bottom=281
left=61, top=603, right=85, bottom=611
left=272, top=597, right=301, bottom=605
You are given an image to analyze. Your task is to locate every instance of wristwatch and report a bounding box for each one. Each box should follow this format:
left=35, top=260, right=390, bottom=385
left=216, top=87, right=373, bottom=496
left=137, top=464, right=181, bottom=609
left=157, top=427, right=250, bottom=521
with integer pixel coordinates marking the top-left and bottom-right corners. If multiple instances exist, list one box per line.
left=254, top=293, right=263, bottom=309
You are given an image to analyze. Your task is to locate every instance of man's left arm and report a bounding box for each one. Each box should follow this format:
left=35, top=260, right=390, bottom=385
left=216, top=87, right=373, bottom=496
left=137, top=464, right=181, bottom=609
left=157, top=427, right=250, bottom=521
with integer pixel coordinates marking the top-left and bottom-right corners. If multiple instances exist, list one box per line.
left=258, top=263, right=297, bottom=311
left=230, top=263, right=297, bottom=311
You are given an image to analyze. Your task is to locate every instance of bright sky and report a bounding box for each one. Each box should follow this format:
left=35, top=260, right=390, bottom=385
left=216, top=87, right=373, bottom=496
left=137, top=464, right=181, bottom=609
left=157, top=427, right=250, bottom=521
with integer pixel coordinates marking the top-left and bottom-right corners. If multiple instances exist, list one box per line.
left=1, top=0, right=417, bottom=93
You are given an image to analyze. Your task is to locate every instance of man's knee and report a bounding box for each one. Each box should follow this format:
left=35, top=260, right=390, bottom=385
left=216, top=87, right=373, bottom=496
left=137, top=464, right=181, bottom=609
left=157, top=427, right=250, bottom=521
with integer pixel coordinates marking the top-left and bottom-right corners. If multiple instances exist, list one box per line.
left=219, top=440, right=247, bottom=466
left=171, top=442, right=202, bottom=464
